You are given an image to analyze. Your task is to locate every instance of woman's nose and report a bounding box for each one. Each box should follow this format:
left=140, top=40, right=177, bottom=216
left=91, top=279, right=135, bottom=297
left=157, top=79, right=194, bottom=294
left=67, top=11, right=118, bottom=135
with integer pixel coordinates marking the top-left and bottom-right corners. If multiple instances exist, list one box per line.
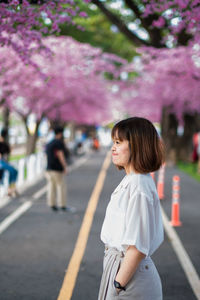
left=111, top=144, right=115, bottom=152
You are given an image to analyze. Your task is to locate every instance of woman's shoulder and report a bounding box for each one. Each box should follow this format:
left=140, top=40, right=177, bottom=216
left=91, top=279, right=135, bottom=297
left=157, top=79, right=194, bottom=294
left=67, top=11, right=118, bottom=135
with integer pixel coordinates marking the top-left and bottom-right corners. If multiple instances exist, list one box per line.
left=128, top=173, right=157, bottom=199
left=127, top=172, right=151, bottom=187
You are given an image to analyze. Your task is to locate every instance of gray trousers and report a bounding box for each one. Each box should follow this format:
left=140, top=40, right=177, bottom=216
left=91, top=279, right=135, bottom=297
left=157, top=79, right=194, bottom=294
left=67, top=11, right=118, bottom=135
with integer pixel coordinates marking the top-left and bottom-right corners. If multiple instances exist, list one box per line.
left=98, top=247, right=162, bottom=300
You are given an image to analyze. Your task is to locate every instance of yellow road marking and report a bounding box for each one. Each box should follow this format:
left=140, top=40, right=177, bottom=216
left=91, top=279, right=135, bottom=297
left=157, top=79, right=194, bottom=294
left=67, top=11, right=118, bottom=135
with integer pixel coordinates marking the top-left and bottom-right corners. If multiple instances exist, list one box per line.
left=57, top=151, right=111, bottom=300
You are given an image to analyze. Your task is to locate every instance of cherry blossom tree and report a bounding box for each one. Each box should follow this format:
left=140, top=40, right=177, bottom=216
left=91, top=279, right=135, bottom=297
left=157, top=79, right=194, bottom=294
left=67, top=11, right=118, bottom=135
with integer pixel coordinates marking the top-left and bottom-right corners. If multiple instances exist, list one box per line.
left=123, top=45, right=200, bottom=161
left=0, top=0, right=88, bottom=66
left=1, top=0, right=200, bottom=161
left=90, top=0, right=200, bottom=48
left=0, top=35, right=126, bottom=154
left=144, top=0, right=200, bottom=44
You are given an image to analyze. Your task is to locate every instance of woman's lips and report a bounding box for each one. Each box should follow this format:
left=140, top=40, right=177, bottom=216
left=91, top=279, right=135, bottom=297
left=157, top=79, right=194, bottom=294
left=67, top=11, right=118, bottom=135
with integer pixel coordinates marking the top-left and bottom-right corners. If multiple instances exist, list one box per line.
left=112, top=153, right=118, bottom=156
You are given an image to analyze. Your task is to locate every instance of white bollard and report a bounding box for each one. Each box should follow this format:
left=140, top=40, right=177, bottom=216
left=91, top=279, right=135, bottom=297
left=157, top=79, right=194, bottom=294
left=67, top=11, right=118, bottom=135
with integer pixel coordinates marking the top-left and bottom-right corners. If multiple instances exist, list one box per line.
left=36, top=152, right=46, bottom=174
left=36, top=153, right=41, bottom=175
left=0, top=152, right=46, bottom=198
left=0, top=171, right=9, bottom=197
left=27, top=154, right=36, bottom=182
left=17, top=158, right=26, bottom=186
left=41, top=152, right=47, bottom=173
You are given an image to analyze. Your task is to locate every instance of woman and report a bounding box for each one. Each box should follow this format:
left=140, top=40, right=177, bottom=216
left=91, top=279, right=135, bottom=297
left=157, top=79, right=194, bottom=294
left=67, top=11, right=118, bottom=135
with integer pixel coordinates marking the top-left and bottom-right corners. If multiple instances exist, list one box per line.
left=98, top=117, right=164, bottom=300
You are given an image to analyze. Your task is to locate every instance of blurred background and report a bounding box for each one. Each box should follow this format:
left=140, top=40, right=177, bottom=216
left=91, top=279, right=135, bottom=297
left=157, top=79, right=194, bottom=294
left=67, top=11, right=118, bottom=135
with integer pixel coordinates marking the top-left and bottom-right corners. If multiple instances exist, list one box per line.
left=0, top=1, right=200, bottom=300
left=0, top=0, right=200, bottom=177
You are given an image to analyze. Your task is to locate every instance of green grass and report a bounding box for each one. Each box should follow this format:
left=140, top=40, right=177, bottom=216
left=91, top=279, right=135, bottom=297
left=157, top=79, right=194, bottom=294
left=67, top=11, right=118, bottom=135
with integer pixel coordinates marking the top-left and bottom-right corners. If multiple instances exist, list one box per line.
left=9, top=154, right=26, bottom=162
left=8, top=154, right=28, bottom=180
left=177, top=161, right=200, bottom=182
left=9, top=150, right=38, bottom=162
left=24, top=166, right=27, bottom=179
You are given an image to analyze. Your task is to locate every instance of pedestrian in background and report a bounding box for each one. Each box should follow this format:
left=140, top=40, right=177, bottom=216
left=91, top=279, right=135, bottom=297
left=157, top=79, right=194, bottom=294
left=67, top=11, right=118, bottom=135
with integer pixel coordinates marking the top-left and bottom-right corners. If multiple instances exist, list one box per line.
left=45, top=126, right=69, bottom=212
left=98, top=117, right=164, bottom=300
left=92, top=136, right=100, bottom=151
left=0, top=128, right=18, bottom=197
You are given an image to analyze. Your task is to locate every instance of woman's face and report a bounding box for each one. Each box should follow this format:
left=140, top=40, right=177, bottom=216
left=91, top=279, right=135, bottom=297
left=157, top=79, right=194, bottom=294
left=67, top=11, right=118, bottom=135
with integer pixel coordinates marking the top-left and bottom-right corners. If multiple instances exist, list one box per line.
left=111, top=135, right=131, bottom=172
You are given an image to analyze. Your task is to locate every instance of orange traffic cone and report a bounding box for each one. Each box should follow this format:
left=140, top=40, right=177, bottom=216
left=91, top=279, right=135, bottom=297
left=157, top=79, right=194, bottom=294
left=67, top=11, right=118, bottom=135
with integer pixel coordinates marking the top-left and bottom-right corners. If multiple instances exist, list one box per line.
left=157, top=163, right=165, bottom=199
left=150, top=172, right=155, bottom=181
left=170, top=175, right=182, bottom=227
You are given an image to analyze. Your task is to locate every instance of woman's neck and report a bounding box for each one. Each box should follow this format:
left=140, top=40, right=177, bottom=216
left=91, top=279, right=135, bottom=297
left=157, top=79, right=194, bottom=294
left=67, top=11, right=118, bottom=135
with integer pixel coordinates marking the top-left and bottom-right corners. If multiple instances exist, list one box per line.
left=125, top=165, right=134, bottom=175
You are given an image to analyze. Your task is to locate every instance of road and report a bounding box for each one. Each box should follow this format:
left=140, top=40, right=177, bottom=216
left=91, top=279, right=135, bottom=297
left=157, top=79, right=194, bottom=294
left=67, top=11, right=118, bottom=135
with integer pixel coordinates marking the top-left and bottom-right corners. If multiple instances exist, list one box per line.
left=0, top=149, right=199, bottom=300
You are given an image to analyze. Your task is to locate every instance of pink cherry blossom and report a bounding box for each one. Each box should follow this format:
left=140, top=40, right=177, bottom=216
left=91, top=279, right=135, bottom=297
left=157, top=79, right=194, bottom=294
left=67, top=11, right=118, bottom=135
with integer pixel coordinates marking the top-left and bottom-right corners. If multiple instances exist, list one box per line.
left=0, top=36, right=127, bottom=125
left=144, top=0, right=200, bottom=43
left=0, top=0, right=88, bottom=67
left=123, top=46, right=200, bottom=122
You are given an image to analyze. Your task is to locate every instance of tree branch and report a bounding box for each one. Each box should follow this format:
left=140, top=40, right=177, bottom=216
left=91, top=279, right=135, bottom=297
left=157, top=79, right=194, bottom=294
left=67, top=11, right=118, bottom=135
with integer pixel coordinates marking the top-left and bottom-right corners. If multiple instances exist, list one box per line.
left=124, top=0, right=164, bottom=47
left=91, top=0, right=150, bottom=46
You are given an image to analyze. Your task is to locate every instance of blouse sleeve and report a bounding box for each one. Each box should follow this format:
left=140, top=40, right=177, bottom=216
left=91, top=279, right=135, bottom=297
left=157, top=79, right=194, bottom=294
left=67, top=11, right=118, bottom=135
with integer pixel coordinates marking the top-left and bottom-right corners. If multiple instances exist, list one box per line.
left=121, top=191, right=156, bottom=256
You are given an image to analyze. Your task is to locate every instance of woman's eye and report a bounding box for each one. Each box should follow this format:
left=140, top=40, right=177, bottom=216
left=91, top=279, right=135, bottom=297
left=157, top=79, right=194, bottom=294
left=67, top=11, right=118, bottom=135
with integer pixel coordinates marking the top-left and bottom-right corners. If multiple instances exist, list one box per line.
left=116, top=140, right=120, bottom=144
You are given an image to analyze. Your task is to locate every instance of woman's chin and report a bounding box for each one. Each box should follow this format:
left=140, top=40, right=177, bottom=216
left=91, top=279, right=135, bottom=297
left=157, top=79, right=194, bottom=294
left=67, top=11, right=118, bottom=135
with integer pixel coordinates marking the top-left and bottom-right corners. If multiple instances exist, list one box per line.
left=112, top=158, right=117, bottom=164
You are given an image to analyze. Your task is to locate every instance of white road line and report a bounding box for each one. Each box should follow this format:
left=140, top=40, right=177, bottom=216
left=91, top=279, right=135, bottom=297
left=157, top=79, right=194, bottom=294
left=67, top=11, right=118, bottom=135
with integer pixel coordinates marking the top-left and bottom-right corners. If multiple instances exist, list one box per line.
left=161, top=206, right=200, bottom=300
left=0, top=154, right=90, bottom=210
left=0, top=174, right=44, bottom=210
left=0, top=154, right=91, bottom=236
left=68, top=154, right=90, bottom=172
left=0, top=201, right=32, bottom=235
left=0, top=196, right=12, bottom=209
left=32, top=186, right=47, bottom=200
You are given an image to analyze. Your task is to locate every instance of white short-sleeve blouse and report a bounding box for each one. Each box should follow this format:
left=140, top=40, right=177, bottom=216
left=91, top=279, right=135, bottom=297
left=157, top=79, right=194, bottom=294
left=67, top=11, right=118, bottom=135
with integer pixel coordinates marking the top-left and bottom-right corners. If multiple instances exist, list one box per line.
left=100, top=172, right=164, bottom=256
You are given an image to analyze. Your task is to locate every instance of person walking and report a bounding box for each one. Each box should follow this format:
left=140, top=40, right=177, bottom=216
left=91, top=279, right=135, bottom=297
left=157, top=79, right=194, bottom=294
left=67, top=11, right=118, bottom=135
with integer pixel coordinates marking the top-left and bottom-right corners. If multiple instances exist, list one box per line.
left=98, top=117, right=164, bottom=300
left=45, top=126, right=69, bottom=212
left=0, top=128, right=18, bottom=197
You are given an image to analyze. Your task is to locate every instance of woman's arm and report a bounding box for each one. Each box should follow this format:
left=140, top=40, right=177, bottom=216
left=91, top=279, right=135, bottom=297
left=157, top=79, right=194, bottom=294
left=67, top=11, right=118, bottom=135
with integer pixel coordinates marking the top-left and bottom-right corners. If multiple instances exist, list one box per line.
left=115, top=245, right=145, bottom=288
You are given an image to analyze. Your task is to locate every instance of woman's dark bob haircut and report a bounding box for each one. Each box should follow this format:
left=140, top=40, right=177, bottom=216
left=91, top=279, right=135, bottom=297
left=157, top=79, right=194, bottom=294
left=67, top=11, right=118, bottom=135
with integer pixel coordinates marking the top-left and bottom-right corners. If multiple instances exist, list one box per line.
left=111, top=117, right=165, bottom=173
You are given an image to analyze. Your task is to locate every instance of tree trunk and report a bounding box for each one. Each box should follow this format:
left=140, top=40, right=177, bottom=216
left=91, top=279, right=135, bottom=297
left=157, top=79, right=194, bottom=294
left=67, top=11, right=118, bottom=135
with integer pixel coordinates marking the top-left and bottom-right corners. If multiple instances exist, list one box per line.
left=49, top=119, right=65, bottom=130
left=177, top=113, right=199, bottom=162
left=161, top=108, right=200, bottom=163
left=24, top=119, right=41, bottom=156
left=2, top=106, right=10, bottom=143
left=68, top=121, right=76, bottom=141
left=161, top=106, right=179, bottom=165
left=26, top=132, right=39, bottom=156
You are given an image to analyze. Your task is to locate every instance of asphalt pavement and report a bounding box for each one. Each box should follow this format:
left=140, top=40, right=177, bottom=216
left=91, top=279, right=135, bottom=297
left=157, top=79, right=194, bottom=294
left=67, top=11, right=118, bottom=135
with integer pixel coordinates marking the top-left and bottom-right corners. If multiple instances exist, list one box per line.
left=0, top=149, right=199, bottom=300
